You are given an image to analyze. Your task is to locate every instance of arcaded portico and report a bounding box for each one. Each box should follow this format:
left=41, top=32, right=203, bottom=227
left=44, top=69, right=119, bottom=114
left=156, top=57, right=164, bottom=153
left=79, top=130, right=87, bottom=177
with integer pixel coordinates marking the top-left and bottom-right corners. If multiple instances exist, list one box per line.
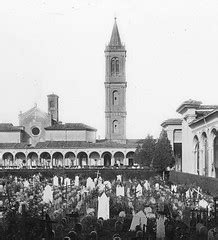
left=0, top=146, right=135, bottom=168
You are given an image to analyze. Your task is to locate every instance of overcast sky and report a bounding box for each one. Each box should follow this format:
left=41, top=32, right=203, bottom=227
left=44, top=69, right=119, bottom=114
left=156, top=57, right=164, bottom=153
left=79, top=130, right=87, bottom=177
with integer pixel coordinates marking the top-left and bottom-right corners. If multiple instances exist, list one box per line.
left=0, top=0, right=218, bottom=139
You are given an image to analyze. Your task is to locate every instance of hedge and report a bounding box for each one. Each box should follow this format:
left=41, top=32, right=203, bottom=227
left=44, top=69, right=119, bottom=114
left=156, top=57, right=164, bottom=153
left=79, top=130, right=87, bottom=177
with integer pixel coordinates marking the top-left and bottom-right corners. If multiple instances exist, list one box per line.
left=169, top=170, right=218, bottom=197
left=0, top=168, right=158, bottom=181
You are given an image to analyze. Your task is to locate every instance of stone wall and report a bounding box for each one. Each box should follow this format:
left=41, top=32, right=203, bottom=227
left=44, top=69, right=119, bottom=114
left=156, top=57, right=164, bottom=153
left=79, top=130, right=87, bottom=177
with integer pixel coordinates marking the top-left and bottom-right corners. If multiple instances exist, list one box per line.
left=169, top=170, right=218, bottom=196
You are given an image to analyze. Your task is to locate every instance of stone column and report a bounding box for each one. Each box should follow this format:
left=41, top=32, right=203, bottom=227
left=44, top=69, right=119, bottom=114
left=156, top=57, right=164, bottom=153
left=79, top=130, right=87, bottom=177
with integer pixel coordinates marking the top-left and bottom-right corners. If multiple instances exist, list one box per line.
left=111, top=157, right=115, bottom=166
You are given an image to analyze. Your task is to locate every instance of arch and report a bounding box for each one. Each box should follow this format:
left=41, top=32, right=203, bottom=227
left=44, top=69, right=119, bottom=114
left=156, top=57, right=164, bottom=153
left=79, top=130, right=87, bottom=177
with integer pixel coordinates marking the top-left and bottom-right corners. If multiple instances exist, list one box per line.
left=214, top=136, right=218, bottom=178
left=52, top=152, right=63, bottom=168
left=89, top=151, right=100, bottom=166
left=116, top=58, right=119, bottom=74
left=15, top=152, right=26, bottom=168
left=201, top=132, right=209, bottom=176
left=27, top=152, right=38, bottom=168
left=211, top=128, right=217, bottom=138
left=126, top=151, right=135, bottom=166
left=173, top=129, right=182, bottom=171
left=77, top=152, right=88, bottom=167
left=193, top=136, right=200, bottom=175
left=113, top=120, right=119, bottom=133
left=114, top=151, right=125, bottom=166
left=65, top=152, right=76, bottom=167
left=40, top=152, right=51, bottom=168
left=111, top=57, right=119, bottom=76
left=102, top=151, right=112, bottom=167
left=3, top=152, right=14, bottom=167
left=112, top=90, right=119, bottom=106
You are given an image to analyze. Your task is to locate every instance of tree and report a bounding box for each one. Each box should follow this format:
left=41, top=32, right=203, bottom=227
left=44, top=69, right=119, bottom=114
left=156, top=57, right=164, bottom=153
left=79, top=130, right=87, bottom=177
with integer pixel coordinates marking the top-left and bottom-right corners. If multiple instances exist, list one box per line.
left=134, top=134, right=156, bottom=167
left=152, top=130, right=175, bottom=171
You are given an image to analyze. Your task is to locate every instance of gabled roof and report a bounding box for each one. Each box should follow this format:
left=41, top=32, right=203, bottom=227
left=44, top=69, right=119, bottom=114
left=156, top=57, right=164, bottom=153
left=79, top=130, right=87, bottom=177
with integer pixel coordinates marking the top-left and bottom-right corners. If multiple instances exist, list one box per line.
left=44, top=123, right=97, bottom=131
left=19, top=105, right=49, bottom=120
left=0, top=123, right=24, bottom=132
left=161, top=118, right=182, bottom=128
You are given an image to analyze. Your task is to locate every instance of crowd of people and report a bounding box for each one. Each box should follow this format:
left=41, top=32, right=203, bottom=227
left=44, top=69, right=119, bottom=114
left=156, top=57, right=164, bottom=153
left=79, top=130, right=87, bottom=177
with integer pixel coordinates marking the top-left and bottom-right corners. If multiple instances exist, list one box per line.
left=0, top=172, right=217, bottom=239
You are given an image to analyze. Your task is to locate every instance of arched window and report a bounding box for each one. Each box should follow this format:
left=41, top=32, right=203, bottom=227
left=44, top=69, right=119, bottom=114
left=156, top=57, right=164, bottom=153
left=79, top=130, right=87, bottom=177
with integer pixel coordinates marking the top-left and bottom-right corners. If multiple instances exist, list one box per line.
left=116, top=58, right=119, bottom=74
left=113, top=120, right=119, bottom=133
left=194, top=136, right=200, bottom=175
left=111, top=57, right=119, bottom=76
left=195, top=142, right=200, bottom=175
left=214, top=137, right=218, bottom=177
left=113, top=91, right=118, bottom=105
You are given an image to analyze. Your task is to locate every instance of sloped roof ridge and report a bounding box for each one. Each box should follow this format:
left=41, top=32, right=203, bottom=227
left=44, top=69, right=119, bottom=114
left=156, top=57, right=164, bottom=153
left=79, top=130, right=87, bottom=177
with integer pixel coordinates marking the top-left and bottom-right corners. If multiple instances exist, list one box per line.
left=45, top=122, right=97, bottom=131
left=19, top=105, right=49, bottom=119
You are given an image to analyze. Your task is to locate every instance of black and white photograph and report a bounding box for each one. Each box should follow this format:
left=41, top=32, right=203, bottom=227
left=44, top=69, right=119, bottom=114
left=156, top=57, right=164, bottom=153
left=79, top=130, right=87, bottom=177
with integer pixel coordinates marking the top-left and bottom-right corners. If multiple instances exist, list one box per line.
left=0, top=0, right=218, bottom=239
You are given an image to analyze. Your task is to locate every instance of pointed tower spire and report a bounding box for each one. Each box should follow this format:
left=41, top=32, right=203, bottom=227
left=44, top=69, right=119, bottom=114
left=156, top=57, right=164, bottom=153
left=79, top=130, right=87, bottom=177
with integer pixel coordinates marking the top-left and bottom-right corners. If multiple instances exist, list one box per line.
left=109, top=18, right=123, bottom=47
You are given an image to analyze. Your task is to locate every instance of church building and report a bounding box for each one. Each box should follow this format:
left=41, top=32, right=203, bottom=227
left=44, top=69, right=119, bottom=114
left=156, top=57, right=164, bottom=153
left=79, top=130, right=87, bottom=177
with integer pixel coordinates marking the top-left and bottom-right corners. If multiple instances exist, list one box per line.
left=0, top=19, right=140, bottom=169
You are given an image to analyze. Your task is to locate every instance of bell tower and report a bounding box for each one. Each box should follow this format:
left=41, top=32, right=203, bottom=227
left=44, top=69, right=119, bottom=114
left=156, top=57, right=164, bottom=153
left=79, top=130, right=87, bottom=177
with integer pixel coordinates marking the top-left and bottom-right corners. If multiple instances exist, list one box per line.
left=47, top=94, right=59, bottom=124
left=105, top=18, right=127, bottom=143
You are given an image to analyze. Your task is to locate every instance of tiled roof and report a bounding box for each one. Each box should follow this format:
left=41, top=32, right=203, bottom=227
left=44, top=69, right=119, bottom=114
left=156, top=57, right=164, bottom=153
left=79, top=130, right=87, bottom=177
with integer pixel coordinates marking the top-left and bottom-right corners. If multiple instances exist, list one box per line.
left=35, top=140, right=137, bottom=149
left=45, top=123, right=97, bottom=131
left=161, top=118, right=182, bottom=127
left=189, top=109, right=218, bottom=126
left=198, top=105, right=218, bottom=110
left=126, top=139, right=144, bottom=144
left=0, top=143, right=32, bottom=149
left=0, top=123, right=24, bottom=132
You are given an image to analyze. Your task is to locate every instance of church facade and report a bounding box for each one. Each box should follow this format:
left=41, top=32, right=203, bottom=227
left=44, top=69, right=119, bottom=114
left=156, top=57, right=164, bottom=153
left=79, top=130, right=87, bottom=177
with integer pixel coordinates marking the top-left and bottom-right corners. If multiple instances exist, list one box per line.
left=162, top=100, right=218, bottom=178
left=0, top=20, right=140, bottom=169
